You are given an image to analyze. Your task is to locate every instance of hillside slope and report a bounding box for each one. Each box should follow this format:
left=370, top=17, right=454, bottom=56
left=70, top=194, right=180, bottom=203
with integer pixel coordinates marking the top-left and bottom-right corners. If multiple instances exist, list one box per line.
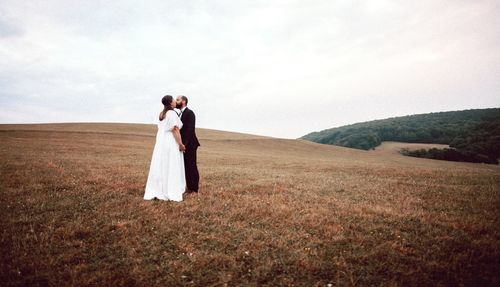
left=1, top=123, right=499, bottom=286
left=302, top=108, right=500, bottom=164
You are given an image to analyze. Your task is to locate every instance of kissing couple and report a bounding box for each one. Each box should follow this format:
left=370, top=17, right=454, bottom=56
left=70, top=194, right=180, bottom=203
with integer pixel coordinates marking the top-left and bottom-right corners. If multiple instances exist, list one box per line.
left=143, top=95, right=200, bottom=202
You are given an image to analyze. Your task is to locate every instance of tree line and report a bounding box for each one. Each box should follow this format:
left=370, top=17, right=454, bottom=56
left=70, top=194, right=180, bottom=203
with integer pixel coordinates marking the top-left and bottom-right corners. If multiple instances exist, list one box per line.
left=301, top=108, right=500, bottom=164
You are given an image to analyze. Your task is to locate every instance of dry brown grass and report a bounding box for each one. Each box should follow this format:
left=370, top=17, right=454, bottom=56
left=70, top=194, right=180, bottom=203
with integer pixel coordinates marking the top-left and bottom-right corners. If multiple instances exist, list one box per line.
left=371, top=141, right=450, bottom=156
left=0, top=123, right=499, bottom=286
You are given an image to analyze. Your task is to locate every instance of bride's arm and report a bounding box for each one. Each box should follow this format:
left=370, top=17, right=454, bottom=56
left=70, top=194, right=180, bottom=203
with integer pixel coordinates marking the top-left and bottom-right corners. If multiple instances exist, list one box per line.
left=172, top=127, right=186, bottom=152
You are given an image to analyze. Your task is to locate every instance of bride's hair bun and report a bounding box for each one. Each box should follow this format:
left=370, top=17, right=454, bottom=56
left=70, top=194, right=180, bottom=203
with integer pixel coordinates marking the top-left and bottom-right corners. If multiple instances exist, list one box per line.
left=159, top=95, right=174, bottom=121
left=162, top=95, right=173, bottom=106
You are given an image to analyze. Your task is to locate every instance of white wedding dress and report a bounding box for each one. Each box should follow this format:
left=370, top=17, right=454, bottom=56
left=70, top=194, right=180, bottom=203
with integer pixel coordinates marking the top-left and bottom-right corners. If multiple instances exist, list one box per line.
left=144, top=110, right=186, bottom=202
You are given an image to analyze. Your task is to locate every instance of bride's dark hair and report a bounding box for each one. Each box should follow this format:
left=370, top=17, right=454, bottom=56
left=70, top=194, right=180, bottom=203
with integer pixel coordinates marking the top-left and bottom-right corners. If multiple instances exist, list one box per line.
left=159, top=95, right=174, bottom=121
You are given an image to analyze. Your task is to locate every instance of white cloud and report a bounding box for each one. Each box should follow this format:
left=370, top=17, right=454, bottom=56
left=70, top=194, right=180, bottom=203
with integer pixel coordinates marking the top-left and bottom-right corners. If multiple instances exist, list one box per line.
left=0, top=0, right=499, bottom=138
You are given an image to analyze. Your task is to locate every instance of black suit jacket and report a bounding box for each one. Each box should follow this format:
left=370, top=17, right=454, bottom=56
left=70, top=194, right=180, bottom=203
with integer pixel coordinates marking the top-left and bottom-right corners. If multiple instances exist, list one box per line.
left=180, top=107, right=200, bottom=149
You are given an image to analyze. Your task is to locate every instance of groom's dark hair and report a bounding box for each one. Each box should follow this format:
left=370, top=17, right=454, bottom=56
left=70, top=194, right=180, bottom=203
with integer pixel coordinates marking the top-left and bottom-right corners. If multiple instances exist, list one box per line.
left=181, top=95, right=188, bottom=105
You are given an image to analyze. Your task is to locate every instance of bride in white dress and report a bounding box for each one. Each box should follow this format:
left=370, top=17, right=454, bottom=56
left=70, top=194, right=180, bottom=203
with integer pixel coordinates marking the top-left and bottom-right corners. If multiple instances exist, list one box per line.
left=144, top=95, right=187, bottom=202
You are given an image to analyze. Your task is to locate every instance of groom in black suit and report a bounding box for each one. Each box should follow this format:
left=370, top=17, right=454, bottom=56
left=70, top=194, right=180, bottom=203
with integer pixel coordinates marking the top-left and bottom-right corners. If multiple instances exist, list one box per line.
left=176, top=95, right=200, bottom=193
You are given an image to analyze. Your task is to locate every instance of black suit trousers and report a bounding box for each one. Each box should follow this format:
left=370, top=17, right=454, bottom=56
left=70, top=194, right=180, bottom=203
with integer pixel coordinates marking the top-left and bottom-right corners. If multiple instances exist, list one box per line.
left=184, top=146, right=199, bottom=192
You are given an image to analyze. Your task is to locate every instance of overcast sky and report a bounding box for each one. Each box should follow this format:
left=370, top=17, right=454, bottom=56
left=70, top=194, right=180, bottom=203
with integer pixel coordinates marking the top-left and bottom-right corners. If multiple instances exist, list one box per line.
left=1, top=0, right=499, bottom=138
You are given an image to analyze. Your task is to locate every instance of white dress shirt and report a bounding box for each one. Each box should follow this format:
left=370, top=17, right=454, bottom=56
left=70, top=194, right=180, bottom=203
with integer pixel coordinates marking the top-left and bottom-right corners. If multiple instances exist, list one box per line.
left=179, top=106, right=187, bottom=118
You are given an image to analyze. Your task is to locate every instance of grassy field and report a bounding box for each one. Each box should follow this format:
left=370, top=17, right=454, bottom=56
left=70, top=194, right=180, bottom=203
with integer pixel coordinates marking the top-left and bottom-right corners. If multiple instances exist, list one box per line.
left=1, top=123, right=499, bottom=286
left=371, top=141, right=450, bottom=156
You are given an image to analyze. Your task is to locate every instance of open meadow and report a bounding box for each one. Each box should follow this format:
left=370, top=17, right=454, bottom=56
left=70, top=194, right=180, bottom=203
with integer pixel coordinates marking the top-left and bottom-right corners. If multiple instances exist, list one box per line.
left=1, top=123, right=499, bottom=286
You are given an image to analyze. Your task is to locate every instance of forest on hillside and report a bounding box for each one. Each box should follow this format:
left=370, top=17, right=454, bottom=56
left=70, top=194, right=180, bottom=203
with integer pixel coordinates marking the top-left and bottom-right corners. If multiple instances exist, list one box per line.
left=301, top=108, right=500, bottom=164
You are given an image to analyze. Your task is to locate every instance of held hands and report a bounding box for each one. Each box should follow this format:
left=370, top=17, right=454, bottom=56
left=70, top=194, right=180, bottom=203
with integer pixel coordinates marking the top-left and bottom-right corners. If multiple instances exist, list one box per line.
left=179, top=144, right=186, bottom=152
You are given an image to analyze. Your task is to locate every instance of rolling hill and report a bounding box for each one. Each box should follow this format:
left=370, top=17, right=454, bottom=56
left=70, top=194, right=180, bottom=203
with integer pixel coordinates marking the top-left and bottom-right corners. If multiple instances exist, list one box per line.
left=301, top=108, right=500, bottom=164
left=1, top=123, right=499, bottom=286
